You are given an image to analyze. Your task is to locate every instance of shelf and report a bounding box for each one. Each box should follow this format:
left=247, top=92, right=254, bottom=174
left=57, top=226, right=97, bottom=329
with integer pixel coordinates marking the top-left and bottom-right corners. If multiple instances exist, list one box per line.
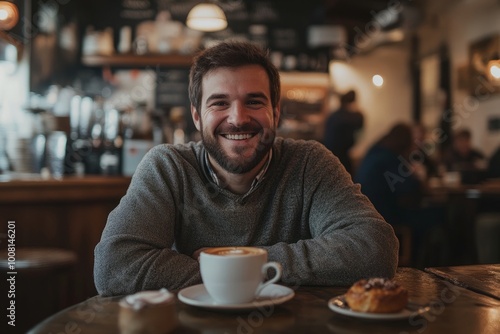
left=82, top=53, right=194, bottom=67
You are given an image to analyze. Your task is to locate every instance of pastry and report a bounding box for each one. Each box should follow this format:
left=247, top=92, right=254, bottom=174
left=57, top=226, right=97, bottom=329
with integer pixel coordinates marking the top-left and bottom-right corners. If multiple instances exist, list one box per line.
left=344, top=278, right=408, bottom=313
left=118, top=288, right=177, bottom=334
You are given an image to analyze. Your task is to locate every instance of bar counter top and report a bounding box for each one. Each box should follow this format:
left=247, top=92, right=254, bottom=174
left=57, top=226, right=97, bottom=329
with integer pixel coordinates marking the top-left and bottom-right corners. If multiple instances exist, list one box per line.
left=0, top=175, right=131, bottom=202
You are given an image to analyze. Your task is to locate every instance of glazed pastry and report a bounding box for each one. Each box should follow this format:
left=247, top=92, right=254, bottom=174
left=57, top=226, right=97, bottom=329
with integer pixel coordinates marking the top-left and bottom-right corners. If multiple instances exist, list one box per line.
left=345, top=278, right=408, bottom=313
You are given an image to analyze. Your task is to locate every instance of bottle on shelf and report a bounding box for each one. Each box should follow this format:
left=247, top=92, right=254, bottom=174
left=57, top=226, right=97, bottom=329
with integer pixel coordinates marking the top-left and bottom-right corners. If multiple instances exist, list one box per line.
left=0, top=126, right=11, bottom=174
left=100, top=107, right=122, bottom=175
left=121, top=102, right=155, bottom=176
left=170, top=106, right=186, bottom=145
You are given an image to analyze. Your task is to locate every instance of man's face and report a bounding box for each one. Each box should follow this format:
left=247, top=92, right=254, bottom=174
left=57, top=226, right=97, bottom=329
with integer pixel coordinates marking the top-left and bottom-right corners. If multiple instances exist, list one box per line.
left=191, top=65, right=280, bottom=174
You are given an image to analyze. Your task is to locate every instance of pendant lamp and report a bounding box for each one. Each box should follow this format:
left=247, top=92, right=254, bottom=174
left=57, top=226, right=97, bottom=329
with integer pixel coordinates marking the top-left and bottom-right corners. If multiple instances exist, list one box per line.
left=0, top=1, right=19, bottom=31
left=488, top=56, right=500, bottom=81
left=186, top=3, right=227, bottom=32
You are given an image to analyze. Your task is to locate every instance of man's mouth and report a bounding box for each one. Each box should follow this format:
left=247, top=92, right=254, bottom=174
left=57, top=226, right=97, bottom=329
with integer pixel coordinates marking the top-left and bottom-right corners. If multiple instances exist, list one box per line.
left=222, top=133, right=255, bottom=140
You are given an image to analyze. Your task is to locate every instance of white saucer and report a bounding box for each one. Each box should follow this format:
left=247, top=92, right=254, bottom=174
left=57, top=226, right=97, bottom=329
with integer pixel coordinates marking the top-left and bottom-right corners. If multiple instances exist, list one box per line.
left=178, top=283, right=295, bottom=310
left=328, top=295, right=430, bottom=320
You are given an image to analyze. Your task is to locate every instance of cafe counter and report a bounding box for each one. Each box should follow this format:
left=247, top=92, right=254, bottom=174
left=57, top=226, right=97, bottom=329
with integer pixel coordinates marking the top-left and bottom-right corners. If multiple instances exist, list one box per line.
left=0, top=175, right=131, bottom=302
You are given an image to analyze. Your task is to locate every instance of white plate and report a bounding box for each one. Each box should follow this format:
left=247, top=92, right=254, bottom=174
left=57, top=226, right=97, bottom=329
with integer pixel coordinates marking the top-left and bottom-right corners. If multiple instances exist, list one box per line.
left=328, top=295, right=430, bottom=320
left=178, top=283, right=295, bottom=310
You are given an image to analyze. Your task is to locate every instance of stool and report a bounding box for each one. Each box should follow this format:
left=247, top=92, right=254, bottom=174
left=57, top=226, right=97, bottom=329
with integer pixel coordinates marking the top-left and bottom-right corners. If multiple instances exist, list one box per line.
left=393, top=225, right=412, bottom=267
left=0, top=248, right=77, bottom=333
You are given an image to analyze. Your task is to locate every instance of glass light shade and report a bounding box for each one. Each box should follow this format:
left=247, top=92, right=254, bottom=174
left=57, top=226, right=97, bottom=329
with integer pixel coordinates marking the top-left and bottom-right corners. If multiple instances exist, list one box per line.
left=488, top=59, right=500, bottom=80
left=186, top=3, right=227, bottom=32
left=372, top=74, right=384, bottom=87
left=0, top=1, right=19, bottom=31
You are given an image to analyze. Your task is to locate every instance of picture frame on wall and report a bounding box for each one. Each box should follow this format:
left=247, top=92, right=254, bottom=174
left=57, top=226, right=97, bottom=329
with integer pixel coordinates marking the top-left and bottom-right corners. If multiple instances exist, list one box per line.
left=468, top=33, right=500, bottom=98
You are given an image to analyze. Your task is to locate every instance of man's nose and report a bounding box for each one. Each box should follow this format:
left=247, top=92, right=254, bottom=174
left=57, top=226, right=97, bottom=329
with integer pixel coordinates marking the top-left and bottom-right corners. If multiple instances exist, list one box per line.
left=226, top=102, right=250, bottom=127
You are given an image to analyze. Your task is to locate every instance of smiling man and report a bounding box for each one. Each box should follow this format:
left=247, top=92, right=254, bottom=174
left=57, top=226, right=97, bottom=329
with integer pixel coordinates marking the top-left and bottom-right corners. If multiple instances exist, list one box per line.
left=94, top=41, right=399, bottom=296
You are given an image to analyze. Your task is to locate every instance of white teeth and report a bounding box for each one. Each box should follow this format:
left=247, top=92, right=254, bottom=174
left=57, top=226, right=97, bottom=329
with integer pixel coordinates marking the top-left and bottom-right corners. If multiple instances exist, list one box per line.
left=225, top=134, right=253, bottom=140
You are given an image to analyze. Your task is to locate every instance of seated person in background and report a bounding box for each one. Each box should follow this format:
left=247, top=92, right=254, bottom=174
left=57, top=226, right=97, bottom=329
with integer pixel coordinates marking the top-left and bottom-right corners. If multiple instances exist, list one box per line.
left=487, top=146, right=500, bottom=179
left=354, top=123, right=445, bottom=266
left=354, top=123, right=422, bottom=225
left=442, top=128, right=485, bottom=173
left=94, top=41, right=398, bottom=296
left=411, top=123, right=439, bottom=180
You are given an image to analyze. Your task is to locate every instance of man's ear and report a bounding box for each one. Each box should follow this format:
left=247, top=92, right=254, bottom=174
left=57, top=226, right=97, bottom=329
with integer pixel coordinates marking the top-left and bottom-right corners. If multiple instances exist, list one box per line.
left=274, top=105, right=281, bottom=128
left=191, top=105, right=201, bottom=131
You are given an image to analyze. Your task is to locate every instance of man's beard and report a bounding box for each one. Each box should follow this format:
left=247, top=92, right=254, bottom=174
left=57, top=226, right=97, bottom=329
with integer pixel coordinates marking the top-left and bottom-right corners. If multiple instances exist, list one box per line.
left=201, top=123, right=276, bottom=174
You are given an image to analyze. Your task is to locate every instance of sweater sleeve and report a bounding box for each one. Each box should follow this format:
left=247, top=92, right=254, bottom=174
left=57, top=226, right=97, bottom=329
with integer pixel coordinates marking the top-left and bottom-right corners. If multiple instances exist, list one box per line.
left=94, top=146, right=202, bottom=296
left=265, top=142, right=399, bottom=286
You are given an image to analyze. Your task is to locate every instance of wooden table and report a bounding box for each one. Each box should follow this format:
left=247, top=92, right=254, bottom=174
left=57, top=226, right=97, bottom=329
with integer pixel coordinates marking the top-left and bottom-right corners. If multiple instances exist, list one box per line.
left=425, top=264, right=500, bottom=300
left=28, top=268, right=500, bottom=334
left=424, top=180, right=500, bottom=264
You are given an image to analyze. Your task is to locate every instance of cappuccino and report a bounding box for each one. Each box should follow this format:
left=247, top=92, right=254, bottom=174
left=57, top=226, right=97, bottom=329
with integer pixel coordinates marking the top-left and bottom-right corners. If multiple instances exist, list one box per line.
left=204, top=247, right=264, bottom=256
left=200, top=246, right=282, bottom=304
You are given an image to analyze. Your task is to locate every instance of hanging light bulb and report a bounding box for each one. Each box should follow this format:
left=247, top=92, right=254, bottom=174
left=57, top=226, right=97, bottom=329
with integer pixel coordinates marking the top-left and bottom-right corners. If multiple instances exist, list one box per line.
left=0, top=1, right=19, bottom=31
left=186, top=3, right=227, bottom=32
left=488, top=58, right=500, bottom=81
left=372, top=74, right=384, bottom=87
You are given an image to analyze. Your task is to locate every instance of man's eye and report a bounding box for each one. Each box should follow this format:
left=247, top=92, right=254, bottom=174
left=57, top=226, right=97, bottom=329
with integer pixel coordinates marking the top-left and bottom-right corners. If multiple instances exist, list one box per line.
left=247, top=100, right=263, bottom=105
left=211, top=101, right=227, bottom=107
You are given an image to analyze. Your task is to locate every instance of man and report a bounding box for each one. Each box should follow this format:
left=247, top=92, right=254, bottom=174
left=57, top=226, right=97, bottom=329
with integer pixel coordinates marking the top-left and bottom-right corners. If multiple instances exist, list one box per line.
left=442, top=128, right=486, bottom=184
left=442, top=128, right=485, bottom=172
left=488, top=146, right=500, bottom=179
left=94, top=41, right=398, bottom=296
left=323, top=90, right=364, bottom=175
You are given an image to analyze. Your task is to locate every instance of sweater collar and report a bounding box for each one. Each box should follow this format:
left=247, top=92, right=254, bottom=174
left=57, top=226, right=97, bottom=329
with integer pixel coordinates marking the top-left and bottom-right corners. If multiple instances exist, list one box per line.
left=204, top=149, right=273, bottom=190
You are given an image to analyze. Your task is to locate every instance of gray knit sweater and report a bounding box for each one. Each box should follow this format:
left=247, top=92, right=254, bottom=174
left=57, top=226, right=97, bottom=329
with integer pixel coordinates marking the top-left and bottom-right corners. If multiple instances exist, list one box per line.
left=94, top=137, right=398, bottom=296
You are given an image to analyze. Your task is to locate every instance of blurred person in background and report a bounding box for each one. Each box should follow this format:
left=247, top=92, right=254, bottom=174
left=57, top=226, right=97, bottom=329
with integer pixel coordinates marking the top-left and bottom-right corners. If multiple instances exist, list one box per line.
left=354, top=123, right=446, bottom=266
left=411, top=123, right=439, bottom=180
left=323, top=90, right=364, bottom=175
left=487, top=146, right=500, bottom=179
left=442, top=128, right=485, bottom=173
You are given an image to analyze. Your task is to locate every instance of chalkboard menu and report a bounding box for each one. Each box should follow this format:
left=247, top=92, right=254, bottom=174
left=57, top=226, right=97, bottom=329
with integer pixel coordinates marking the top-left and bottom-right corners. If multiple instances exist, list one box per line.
left=76, top=0, right=157, bottom=29
left=154, top=67, right=197, bottom=135
left=154, top=68, right=190, bottom=111
left=119, top=0, right=156, bottom=21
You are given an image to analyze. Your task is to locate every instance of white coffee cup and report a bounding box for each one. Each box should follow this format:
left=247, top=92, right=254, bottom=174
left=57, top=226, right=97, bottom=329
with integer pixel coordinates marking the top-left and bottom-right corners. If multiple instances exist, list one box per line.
left=200, top=247, right=282, bottom=305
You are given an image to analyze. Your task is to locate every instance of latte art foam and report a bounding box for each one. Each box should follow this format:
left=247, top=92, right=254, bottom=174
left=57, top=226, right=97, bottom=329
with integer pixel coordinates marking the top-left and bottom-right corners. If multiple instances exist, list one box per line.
left=204, top=247, right=264, bottom=256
